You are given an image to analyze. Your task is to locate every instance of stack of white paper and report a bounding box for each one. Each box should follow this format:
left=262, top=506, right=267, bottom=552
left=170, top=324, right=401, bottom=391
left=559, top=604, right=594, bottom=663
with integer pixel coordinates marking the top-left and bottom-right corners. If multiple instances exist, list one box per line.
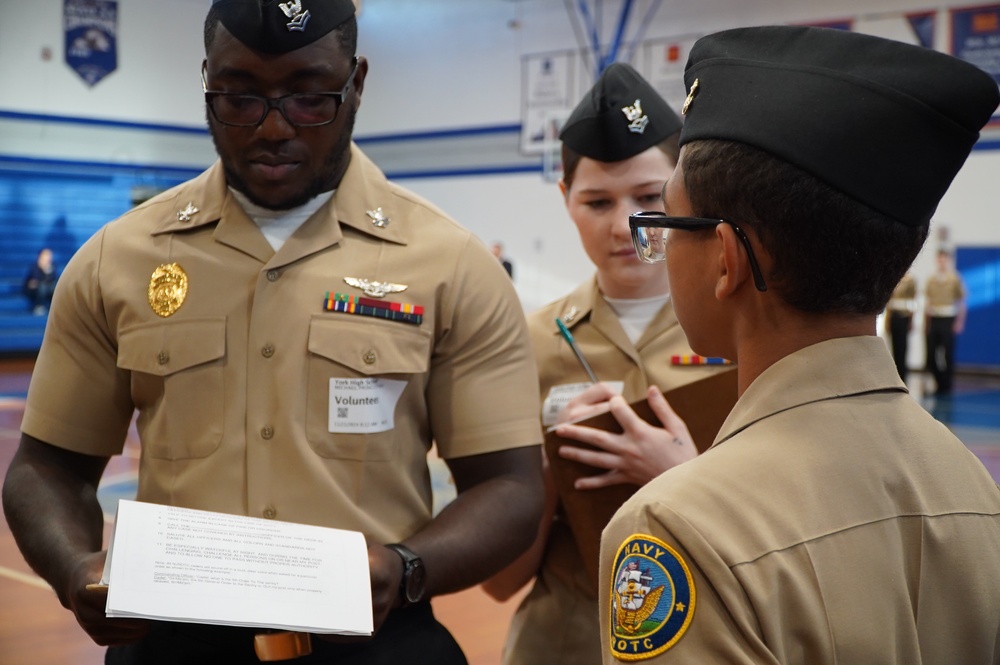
left=99, top=500, right=373, bottom=636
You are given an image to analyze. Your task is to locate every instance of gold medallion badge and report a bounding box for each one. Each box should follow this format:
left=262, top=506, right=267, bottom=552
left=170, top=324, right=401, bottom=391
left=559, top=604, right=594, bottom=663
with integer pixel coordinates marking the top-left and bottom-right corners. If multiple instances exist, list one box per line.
left=148, top=263, right=188, bottom=317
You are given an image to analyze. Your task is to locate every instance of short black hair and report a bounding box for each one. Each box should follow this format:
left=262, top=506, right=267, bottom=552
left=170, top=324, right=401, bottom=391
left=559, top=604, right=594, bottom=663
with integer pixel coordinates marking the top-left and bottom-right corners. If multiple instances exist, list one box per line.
left=681, top=139, right=929, bottom=315
left=203, top=9, right=357, bottom=57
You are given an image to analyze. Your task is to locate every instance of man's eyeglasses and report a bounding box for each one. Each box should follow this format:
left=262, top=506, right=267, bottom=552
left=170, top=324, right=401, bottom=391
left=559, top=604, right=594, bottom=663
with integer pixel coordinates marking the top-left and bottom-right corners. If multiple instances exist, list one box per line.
left=202, top=58, right=359, bottom=128
left=628, top=211, right=768, bottom=292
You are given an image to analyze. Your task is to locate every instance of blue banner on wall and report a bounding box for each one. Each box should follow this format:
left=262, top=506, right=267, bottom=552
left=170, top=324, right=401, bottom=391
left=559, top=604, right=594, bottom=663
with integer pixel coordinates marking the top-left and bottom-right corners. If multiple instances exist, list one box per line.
left=951, top=4, right=1000, bottom=124
left=798, top=20, right=853, bottom=31
left=956, top=247, right=1000, bottom=367
left=906, top=11, right=936, bottom=49
left=64, top=0, right=118, bottom=87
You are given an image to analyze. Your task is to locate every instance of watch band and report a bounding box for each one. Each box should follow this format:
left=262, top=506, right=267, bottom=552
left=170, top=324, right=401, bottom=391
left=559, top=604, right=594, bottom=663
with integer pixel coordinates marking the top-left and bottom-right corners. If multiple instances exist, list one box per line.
left=385, top=542, right=425, bottom=606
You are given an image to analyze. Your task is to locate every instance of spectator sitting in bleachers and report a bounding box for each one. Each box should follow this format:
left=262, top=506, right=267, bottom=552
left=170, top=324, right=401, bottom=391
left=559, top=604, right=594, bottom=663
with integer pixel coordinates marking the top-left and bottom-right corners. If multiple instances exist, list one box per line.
left=23, top=248, right=58, bottom=315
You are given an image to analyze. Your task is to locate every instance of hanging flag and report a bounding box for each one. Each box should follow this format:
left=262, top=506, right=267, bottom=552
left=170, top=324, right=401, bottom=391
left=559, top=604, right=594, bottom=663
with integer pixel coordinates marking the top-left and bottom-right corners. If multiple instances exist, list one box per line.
left=906, top=11, right=936, bottom=49
left=64, top=0, right=118, bottom=87
left=951, top=4, right=1000, bottom=125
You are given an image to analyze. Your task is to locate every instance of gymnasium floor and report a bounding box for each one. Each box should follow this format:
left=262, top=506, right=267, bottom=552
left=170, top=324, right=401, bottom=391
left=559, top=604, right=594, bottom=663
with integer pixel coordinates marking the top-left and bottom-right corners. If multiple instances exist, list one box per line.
left=2, top=358, right=999, bottom=665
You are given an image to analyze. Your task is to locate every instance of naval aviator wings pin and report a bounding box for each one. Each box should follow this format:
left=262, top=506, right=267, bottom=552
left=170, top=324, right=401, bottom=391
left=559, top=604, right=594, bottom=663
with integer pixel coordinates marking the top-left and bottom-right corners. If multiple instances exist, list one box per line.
left=344, top=277, right=407, bottom=299
left=148, top=263, right=188, bottom=317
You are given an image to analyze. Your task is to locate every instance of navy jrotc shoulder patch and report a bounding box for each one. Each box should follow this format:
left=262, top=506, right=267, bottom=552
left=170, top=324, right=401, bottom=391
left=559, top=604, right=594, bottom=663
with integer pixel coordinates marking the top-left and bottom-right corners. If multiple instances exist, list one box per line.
left=609, top=533, right=695, bottom=661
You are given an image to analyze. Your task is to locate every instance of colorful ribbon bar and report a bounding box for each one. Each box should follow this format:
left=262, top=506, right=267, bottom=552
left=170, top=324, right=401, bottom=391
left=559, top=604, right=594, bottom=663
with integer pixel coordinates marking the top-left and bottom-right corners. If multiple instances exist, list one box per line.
left=671, top=355, right=734, bottom=365
left=324, top=292, right=424, bottom=325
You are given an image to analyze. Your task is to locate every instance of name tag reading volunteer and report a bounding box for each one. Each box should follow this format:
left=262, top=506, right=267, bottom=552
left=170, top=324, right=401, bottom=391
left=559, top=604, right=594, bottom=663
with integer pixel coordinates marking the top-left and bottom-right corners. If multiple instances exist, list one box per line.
left=542, top=381, right=624, bottom=427
left=329, top=378, right=407, bottom=433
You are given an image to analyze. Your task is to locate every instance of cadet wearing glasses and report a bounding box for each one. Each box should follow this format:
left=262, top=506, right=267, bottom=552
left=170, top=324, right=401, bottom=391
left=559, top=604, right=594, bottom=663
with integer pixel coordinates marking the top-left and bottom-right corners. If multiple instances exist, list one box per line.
left=3, top=1, right=544, bottom=663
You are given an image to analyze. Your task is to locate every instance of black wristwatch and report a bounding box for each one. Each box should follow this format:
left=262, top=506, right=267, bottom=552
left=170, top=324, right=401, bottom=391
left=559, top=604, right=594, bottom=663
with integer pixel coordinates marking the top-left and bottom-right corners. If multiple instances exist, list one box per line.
left=385, top=543, right=427, bottom=607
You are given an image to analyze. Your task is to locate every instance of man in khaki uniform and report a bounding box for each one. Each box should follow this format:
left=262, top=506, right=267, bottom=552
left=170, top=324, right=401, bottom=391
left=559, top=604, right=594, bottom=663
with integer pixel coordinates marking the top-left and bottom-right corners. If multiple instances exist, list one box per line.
left=605, top=26, right=1000, bottom=663
left=884, top=271, right=917, bottom=382
left=2, top=2, right=543, bottom=664
left=484, top=64, right=730, bottom=665
left=925, top=249, right=967, bottom=395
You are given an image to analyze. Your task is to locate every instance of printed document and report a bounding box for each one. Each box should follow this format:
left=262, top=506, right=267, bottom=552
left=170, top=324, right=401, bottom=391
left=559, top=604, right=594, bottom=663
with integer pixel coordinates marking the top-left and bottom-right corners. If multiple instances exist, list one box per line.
left=99, top=500, right=372, bottom=635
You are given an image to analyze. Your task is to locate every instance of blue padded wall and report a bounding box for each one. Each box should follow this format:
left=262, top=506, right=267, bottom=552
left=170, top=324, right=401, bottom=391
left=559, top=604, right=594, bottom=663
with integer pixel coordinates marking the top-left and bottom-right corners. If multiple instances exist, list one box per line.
left=0, top=164, right=194, bottom=353
left=956, top=246, right=1000, bottom=368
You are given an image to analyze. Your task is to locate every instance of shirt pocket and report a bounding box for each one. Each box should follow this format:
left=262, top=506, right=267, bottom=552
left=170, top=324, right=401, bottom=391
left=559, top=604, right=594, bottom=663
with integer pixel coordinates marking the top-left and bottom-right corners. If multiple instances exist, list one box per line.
left=117, top=318, right=226, bottom=460
left=306, top=316, right=431, bottom=461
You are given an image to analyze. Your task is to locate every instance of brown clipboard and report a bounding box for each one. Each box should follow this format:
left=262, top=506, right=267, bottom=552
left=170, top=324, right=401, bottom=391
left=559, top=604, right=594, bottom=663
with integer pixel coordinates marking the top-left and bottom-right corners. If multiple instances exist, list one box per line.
left=543, top=368, right=738, bottom=592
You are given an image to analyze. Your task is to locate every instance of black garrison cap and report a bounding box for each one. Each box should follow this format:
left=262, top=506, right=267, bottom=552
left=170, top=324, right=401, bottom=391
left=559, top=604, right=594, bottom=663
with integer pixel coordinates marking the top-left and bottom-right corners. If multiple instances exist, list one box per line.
left=560, top=62, right=683, bottom=163
left=678, top=25, right=1000, bottom=227
left=210, top=0, right=355, bottom=54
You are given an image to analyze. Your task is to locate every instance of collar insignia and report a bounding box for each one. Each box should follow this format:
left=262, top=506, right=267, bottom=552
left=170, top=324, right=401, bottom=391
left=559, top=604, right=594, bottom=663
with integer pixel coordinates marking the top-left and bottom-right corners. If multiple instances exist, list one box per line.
left=366, top=208, right=390, bottom=228
left=176, top=202, right=199, bottom=222
left=622, top=99, right=649, bottom=134
left=279, top=0, right=311, bottom=32
left=562, top=306, right=580, bottom=324
left=682, top=79, right=699, bottom=116
left=610, top=534, right=695, bottom=659
left=344, top=277, right=408, bottom=299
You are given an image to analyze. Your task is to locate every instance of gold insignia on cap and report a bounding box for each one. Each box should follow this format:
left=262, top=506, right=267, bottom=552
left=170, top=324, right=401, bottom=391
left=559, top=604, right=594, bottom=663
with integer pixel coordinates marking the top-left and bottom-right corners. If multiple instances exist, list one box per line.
left=621, top=99, right=649, bottom=134
left=148, top=263, right=189, bottom=318
left=682, top=79, right=699, bottom=116
left=279, top=0, right=311, bottom=32
left=366, top=208, right=390, bottom=228
left=344, top=277, right=407, bottom=298
left=176, top=202, right=199, bottom=222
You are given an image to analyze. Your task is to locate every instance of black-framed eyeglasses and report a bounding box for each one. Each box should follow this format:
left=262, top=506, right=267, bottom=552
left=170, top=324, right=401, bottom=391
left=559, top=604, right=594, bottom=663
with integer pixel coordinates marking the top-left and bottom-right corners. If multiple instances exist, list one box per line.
left=202, top=57, right=359, bottom=127
left=628, top=211, right=768, bottom=292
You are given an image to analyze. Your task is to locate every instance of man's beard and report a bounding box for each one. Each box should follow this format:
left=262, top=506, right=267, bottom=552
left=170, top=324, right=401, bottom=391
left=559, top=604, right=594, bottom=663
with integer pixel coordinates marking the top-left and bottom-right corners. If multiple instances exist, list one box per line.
left=208, top=104, right=357, bottom=211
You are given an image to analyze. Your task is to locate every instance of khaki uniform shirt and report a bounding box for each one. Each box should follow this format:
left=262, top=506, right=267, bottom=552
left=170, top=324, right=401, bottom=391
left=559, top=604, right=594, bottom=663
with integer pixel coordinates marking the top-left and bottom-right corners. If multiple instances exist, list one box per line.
left=504, top=278, right=724, bottom=665
left=22, top=144, right=542, bottom=544
left=886, top=272, right=917, bottom=315
left=925, top=270, right=965, bottom=317
left=599, top=336, right=1000, bottom=664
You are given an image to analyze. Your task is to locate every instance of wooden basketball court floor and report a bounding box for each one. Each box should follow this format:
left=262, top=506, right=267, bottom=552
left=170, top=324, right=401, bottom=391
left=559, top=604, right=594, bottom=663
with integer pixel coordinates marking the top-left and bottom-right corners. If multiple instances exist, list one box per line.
left=2, top=358, right=999, bottom=665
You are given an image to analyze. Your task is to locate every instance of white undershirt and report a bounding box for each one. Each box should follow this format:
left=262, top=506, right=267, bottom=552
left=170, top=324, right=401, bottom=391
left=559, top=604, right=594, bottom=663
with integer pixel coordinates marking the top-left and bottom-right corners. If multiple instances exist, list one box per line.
left=230, top=188, right=335, bottom=251
left=603, top=293, right=670, bottom=345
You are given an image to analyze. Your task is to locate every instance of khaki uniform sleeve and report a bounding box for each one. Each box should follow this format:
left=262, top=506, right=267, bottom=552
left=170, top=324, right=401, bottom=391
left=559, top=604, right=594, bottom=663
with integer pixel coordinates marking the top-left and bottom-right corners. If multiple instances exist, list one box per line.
left=21, top=229, right=134, bottom=455
left=600, top=499, right=778, bottom=664
left=428, top=235, right=542, bottom=458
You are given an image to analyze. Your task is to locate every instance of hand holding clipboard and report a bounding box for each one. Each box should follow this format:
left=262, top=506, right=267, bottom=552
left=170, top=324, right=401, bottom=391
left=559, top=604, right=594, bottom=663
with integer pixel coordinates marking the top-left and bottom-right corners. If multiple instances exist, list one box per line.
left=544, top=369, right=739, bottom=592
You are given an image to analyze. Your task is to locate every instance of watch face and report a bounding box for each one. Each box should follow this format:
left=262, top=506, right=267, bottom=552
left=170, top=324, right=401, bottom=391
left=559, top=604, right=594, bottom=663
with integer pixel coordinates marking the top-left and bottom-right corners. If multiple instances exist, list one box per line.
left=405, top=560, right=427, bottom=604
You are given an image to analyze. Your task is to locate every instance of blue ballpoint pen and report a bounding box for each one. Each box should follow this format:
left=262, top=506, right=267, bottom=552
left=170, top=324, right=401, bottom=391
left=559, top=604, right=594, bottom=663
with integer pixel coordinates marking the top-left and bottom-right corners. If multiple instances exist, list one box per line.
left=555, top=317, right=599, bottom=384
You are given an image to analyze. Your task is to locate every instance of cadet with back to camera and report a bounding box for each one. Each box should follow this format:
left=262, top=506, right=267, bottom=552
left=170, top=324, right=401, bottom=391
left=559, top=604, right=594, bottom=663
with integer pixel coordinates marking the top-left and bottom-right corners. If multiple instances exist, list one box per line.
left=603, top=25, right=1000, bottom=663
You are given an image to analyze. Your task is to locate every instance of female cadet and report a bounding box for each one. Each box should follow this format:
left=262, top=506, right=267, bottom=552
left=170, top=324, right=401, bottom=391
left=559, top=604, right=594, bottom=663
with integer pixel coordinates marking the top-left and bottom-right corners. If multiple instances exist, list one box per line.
left=481, top=63, right=727, bottom=665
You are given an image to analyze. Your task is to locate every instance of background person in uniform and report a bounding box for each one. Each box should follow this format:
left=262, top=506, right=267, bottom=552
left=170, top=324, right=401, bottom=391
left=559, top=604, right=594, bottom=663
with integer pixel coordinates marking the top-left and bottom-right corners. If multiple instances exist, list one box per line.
left=22, top=247, right=58, bottom=315
left=491, top=241, right=514, bottom=278
left=1, top=2, right=544, bottom=664
left=482, top=63, right=725, bottom=665
left=884, top=270, right=917, bottom=382
left=924, top=248, right=967, bottom=396
left=604, top=26, right=1000, bottom=663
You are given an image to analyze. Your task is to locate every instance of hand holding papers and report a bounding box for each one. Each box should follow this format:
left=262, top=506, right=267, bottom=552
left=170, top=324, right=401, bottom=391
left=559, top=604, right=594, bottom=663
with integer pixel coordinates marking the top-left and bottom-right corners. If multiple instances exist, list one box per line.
left=99, top=500, right=373, bottom=636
